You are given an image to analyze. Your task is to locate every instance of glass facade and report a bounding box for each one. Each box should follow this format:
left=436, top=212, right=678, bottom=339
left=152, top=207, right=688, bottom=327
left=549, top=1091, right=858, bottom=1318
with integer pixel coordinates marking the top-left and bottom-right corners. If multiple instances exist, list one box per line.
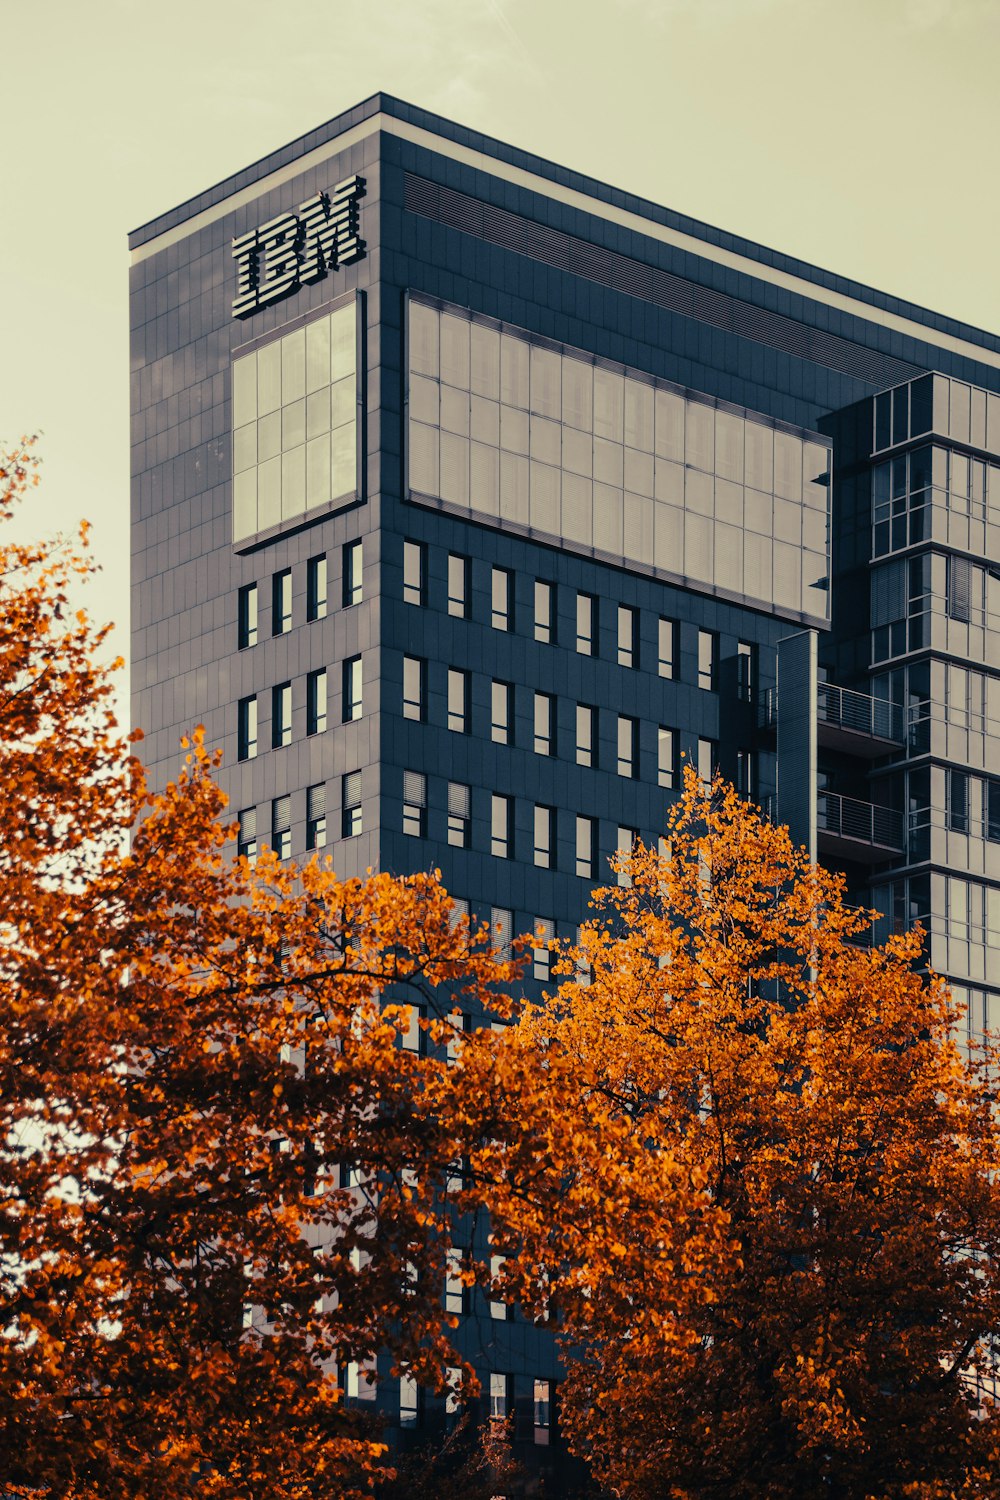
left=232, top=297, right=360, bottom=542
left=406, top=296, right=831, bottom=622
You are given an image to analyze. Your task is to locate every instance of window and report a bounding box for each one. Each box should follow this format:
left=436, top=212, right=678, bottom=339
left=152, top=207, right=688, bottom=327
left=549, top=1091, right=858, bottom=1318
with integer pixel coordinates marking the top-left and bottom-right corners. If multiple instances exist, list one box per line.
left=736, top=748, right=754, bottom=799
left=737, top=640, right=754, bottom=701
left=446, top=1011, right=468, bottom=1064
left=533, top=1380, right=552, bottom=1446
left=307, top=554, right=328, bottom=620
left=342, top=771, right=362, bottom=838
left=988, top=780, right=1000, bottom=843
left=533, top=918, right=554, bottom=981
left=272, top=682, right=292, bottom=748
left=342, top=539, right=362, bottom=607
left=448, top=782, right=471, bottom=847
left=616, top=826, right=637, bottom=888
left=618, top=604, right=637, bottom=668
left=948, top=769, right=969, bottom=834
left=343, top=655, right=362, bottom=722
left=306, top=783, right=326, bottom=850
left=447, top=668, right=469, bottom=733
left=491, top=906, right=512, bottom=958
left=534, top=805, right=554, bottom=869
left=272, top=568, right=292, bottom=635
left=403, top=539, right=425, bottom=605
left=698, top=737, right=716, bottom=787
left=403, top=656, right=425, bottom=722
left=306, top=668, right=327, bottom=735
left=492, top=566, right=512, bottom=631
left=445, top=1248, right=467, bottom=1316
left=491, top=680, right=511, bottom=745
left=447, top=553, right=470, bottom=618
left=658, top=617, right=677, bottom=679
left=534, top=692, right=555, bottom=756
left=403, top=770, right=426, bottom=838
left=489, top=1372, right=510, bottom=1423
left=346, top=1359, right=378, bottom=1403
left=576, top=592, right=596, bottom=655
left=576, top=704, right=595, bottom=768
left=238, top=582, right=258, bottom=649
left=576, top=815, right=596, bottom=879
left=237, top=695, right=258, bottom=761
left=657, top=726, right=677, bottom=789
left=698, top=629, right=717, bottom=690
left=491, top=794, right=511, bottom=859
left=238, top=807, right=257, bottom=862
left=534, top=579, right=554, bottom=644
left=489, top=1254, right=508, bottom=1321
left=445, top=1367, right=463, bottom=1420
left=617, top=715, right=638, bottom=779
left=271, top=796, right=291, bottom=859
left=401, top=1004, right=423, bottom=1054
left=948, top=555, right=972, bottom=623
left=399, top=1374, right=419, bottom=1429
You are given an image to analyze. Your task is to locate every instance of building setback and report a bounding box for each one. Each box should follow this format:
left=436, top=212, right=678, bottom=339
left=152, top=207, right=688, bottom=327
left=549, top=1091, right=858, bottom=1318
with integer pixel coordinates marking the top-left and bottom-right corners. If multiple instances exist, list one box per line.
left=128, top=93, right=1000, bottom=1483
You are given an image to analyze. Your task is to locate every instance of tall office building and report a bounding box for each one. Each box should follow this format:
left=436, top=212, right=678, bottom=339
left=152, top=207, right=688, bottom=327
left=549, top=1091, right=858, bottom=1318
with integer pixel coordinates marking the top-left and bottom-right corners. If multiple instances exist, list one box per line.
left=128, top=94, right=1000, bottom=1476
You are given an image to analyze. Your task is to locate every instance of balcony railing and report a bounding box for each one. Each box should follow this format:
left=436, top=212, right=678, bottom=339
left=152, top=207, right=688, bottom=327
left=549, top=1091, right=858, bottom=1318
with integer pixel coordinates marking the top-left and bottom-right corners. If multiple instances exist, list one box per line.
left=817, top=791, right=904, bottom=855
left=816, top=683, right=903, bottom=744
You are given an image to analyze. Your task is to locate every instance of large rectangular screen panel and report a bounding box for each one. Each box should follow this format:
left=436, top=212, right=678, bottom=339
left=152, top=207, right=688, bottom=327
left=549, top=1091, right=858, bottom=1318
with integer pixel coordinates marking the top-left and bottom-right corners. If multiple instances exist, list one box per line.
left=406, top=295, right=831, bottom=623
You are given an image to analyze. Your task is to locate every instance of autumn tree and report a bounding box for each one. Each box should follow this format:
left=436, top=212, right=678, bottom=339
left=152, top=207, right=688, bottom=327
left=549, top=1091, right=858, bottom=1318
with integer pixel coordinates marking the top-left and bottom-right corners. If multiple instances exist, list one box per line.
left=462, top=770, right=1000, bottom=1500
left=0, top=443, right=515, bottom=1500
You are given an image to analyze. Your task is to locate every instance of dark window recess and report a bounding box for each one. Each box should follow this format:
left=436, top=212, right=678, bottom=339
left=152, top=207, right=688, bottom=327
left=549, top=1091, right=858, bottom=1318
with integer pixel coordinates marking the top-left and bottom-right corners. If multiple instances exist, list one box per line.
left=307, top=555, right=328, bottom=621
left=272, top=796, right=291, bottom=859
left=306, top=783, right=326, bottom=850
left=948, top=769, right=969, bottom=834
left=306, top=669, right=327, bottom=735
left=403, top=540, right=425, bottom=606
left=534, top=580, right=554, bottom=644
left=343, top=656, right=362, bottom=721
left=272, top=568, right=292, bottom=635
left=238, top=807, right=257, bottom=861
left=448, top=782, right=471, bottom=847
left=343, top=771, right=362, bottom=838
left=492, top=566, right=512, bottom=631
left=448, top=554, right=470, bottom=619
left=272, top=682, right=292, bottom=748
left=948, top=556, right=972, bottom=623
left=343, top=539, right=362, bottom=607
left=237, top=695, right=258, bottom=761
left=238, top=583, right=258, bottom=649
left=402, top=770, right=426, bottom=838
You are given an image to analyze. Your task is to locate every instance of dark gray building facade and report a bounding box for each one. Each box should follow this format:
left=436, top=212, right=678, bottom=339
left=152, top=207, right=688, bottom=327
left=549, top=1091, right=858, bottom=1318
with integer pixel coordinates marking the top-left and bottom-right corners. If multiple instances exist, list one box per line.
left=129, top=93, right=1000, bottom=1475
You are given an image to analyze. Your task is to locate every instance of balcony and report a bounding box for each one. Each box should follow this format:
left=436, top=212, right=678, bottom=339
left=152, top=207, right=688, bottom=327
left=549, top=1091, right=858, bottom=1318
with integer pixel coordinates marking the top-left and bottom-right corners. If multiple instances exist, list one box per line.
left=759, top=683, right=904, bottom=757
left=817, top=791, right=904, bottom=863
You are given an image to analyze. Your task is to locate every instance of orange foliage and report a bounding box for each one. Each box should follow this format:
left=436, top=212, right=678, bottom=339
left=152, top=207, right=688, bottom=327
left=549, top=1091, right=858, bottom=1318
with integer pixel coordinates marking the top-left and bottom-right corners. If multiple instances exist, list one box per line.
left=461, top=771, right=1000, bottom=1500
left=0, top=444, right=515, bottom=1499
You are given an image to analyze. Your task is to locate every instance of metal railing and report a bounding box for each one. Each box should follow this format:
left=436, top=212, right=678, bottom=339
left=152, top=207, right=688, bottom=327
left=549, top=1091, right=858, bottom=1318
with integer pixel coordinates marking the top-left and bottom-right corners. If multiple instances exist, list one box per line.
left=816, top=682, right=904, bottom=743
left=817, top=791, right=903, bottom=851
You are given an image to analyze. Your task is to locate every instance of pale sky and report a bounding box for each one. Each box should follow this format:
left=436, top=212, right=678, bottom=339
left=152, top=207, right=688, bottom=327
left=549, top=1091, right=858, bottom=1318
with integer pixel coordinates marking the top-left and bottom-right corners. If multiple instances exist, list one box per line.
left=2, top=0, right=998, bottom=701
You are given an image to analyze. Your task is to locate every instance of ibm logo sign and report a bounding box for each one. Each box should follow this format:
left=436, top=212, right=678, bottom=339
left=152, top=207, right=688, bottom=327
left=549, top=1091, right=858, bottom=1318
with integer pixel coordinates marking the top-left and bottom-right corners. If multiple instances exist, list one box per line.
left=231, top=174, right=366, bottom=318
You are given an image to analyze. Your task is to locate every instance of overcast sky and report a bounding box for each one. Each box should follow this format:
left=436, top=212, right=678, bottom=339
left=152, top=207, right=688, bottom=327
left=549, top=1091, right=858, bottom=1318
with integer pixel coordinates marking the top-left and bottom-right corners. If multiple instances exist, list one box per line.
left=2, top=0, right=997, bottom=699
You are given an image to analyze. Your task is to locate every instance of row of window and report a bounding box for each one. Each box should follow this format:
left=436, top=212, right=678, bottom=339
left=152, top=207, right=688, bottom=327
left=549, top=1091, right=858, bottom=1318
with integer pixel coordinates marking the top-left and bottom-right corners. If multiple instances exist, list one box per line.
left=402, top=539, right=746, bottom=692
left=237, top=775, right=362, bottom=860
left=237, top=539, right=363, bottom=649
left=237, top=657, right=362, bottom=759
left=350, top=1363, right=553, bottom=1440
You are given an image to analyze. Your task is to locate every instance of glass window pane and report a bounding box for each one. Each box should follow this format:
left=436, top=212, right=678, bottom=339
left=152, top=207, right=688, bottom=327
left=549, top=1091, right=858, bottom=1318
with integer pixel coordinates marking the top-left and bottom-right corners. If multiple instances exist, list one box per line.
left=409, top=300, right=439, bottom=378
left=330, top=302, right=356, bottom=383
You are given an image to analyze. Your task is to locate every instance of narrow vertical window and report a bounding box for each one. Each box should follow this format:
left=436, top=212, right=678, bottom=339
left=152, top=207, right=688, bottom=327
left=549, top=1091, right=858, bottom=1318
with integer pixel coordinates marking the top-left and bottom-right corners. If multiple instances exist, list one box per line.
left=491, top=680, right=511, bottom=745
left=948, top=768, right=969, bottom=833
left=617, top=604, right=637, bottom=668
left=237, top=807, right=258, bottom=862
left=534, top=580, right=555, bottom=644
left=616, top=826, right=637, bottom=888
left=617, top=715, right=638, bottom=778
left=342, top=539, right=362, bottom=607
left=491, top=794, right=511, bottom=859
left=576, top=592, right=596, bottom=656
left=306, top=668, right=327, bottom=735
left=576, top=815, right=596, bottom=879
left=342, top=771, right=362, bottom=838
left=271, top=682, right=292, bottom=748
left=576, top=704, right=595, bottom=768
left=307, top=555, right=328, bottom=621
left=533, top=918, right=554, bottom=981
left=489, top=1254, right=508, bottom=1321
left=402, top=770, right=426, bottom=838
left=698, top=737, right=716, bottom=787
left=448, top=553, right=470, bottom=619
left=657, top=726, right=677, bottom=789
left=533, top=1380, right=552, bottom=1446
left=403, top=539, right=425, bottom=606
left=272, top=568, right=292, bottom=635
left=737, top=640, right=754, bottom=701
left=238, top=582, right=258, bottom=649
left=403, top=656, right=425, bottom=722
left=343, top=655, right=362, bottom=722
left=489, top=1372, right=510, bottom=1422
left=658, top=617, right=677, bottom=679
left=491, top=906, right=512, bottom=957
left=306, top=782, right=327, bottom=850
left=271, top=795, right=291, bottom=859
left=447, top=668, right=469, bottom=733
left=987, top=779, right=1000, bottom=842
left=534, top=692, right=555, bottom=756
left=534, top=805, right=554, bottom=869
left=445, top=1248, right=467, bottom=1316
left=698, top=629, right=717, bottom=690
left=399, top=1375, right=419, bottom=1429
left=736, top=748, right=754, bottom=799
left=491, top=566, right=512, bottom=631
left=947, top=555, right=972, bottom=623
left=237, top=695, right=258, bottom=761
left=448, top=782, right=471, bottom=847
